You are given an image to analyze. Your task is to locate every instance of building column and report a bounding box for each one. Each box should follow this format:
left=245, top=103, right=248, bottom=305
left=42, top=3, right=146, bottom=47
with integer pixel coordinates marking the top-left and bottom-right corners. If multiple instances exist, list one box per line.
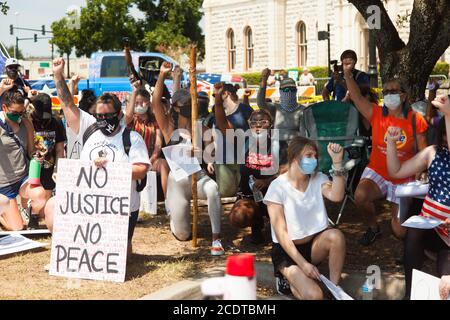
left=267, top=0, right=286, bottom=69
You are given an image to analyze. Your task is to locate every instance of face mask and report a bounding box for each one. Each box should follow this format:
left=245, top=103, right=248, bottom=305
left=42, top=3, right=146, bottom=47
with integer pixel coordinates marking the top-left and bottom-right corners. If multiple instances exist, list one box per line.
left=6, top=112, right=22, bottom=123
left=97, top=116, right=120, bottom=136
left=299, top=157, right=317, bottom=175
left=279, top=90, right=298, bottom=112
left=384, top=94, right=401, bottom=110
left=135, top=104, right=148, bottom=115
left=6, top=69, right=18, bottom=79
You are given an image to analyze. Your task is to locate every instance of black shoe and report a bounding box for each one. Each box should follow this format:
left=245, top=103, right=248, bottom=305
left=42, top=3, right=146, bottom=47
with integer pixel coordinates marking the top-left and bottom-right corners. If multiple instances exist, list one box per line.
left=359, top=226, right=381, bottom=246
left=27, top=214, right=40, bottom=230
left=275, top=276, right=292, bottom=296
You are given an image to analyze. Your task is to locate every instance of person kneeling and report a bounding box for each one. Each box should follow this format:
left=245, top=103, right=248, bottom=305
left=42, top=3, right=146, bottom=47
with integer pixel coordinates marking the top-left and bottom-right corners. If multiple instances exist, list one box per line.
left=264, top=137, right=346, bottom=300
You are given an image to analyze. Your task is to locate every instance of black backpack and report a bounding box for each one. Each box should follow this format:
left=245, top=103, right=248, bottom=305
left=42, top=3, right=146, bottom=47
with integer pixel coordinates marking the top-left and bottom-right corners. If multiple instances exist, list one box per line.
left=82, top=123, right=147, bottom=192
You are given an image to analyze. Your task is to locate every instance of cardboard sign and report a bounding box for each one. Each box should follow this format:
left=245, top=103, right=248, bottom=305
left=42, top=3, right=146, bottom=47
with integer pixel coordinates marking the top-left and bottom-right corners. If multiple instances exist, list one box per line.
left=411, top=269, right=444, bottom=300
left=49, top=159, right=132, bottom=283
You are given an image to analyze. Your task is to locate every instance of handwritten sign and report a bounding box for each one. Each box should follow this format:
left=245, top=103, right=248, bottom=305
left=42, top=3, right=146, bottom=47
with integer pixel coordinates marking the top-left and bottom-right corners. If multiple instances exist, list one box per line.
left=49, top=159, right=132, bottom=283
left=162, top=144, right=202, bottom=182
left=139, top=171, right=157, bottom=215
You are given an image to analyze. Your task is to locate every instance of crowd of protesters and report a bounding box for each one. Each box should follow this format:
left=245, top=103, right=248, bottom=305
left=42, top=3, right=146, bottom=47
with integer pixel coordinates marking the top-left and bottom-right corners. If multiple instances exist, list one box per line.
left=0, top=48, right=449, bottom=300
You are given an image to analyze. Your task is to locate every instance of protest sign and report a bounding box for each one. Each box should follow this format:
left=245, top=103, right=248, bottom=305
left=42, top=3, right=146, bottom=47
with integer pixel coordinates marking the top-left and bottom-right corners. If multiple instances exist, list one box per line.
left=162, top=144, right=202, bottom=182
left=411, top=269, right=443, bottom=300
left=49, top=159, right=132, bottom=283
left=0, top=234, right=48, bottom=256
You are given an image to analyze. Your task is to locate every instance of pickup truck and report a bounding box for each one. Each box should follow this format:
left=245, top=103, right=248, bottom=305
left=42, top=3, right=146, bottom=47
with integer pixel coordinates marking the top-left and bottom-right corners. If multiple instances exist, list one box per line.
left=77, top=51, right=187, bottom=102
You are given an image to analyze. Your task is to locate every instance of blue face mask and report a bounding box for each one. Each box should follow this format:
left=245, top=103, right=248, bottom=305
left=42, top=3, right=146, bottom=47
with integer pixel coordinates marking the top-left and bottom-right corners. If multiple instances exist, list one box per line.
left=299, top=157, right=317, bottom=175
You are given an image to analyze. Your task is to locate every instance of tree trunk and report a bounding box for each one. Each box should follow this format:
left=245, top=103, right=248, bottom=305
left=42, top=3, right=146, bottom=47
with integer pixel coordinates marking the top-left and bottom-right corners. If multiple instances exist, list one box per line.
left=349, top=0, right=450, bottom=102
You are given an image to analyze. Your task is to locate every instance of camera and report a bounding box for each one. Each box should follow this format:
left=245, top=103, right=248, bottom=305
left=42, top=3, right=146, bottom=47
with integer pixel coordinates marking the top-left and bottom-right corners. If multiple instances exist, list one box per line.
left=330, top=60, right=343, bottom=74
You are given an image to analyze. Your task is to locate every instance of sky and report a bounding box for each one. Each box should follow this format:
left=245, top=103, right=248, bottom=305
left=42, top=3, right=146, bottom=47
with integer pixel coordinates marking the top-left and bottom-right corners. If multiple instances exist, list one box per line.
left=0, top=0, right=204, bottom=59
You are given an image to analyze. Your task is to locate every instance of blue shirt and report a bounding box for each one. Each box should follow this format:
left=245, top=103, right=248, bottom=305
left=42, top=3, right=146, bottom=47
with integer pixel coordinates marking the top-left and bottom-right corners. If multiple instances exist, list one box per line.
left=325, top=69, right=370, bottom=101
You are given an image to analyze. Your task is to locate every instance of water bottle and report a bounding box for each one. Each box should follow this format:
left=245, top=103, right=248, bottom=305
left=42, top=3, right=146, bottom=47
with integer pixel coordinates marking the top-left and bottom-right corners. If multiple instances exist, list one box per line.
left=361, top=280, right=373, bottom=300
left=28, top=158, right=42, bottom=186
left=249, top=175, right=264, bottom=202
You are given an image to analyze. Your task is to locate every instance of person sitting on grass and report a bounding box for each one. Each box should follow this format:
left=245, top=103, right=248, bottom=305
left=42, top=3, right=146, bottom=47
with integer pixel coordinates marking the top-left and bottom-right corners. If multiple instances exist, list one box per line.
left=385, top=95, right=450, bottom=299
left=264, top=137, right=346, bottom=300
left=229, top=109, right=278, bottom=244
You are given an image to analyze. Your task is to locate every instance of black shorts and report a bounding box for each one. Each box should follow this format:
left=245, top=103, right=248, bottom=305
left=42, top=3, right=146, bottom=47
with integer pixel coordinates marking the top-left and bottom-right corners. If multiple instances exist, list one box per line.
left=271, top=231, right=324, bottom=277
left=40, top=169, right=55, bottom=191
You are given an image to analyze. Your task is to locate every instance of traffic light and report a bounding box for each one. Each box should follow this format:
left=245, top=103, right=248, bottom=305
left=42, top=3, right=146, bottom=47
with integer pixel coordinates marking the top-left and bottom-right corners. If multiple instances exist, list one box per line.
left=42, top=25, right=45, bottom=35
left=10, top=24, right=13, bottom=35
left=34, top=34, right=37, bottom=42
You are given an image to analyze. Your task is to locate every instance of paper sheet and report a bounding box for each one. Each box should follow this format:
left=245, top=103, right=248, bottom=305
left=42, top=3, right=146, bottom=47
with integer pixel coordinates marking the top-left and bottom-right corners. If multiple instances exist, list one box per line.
left=401, top=215, right=444, bottom=229
left=162, top=144, right=202, bottom=182
left=319, top=275, right=354, bottom=300
left=411, top=269, right=446, bottom=300
left=0, top=234, right=48, bottom=256
left=0, top=229, right=51, bottom=236
left=395, top=181, right=429, bottom=198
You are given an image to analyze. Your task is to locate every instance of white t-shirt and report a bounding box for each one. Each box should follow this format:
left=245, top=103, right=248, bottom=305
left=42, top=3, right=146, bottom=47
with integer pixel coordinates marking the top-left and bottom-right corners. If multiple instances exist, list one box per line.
left=78, top=110, right=150, bottom=212
left=66, top=123, right=82, bottom=159
left=263, top=173, right=330, bottom=243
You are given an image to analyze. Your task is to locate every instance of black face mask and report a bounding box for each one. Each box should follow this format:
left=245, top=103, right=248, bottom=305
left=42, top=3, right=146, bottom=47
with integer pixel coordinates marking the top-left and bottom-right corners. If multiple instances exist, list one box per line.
left=6, top=69, right=18, bottom=79
left=97, top=116, right=120, bottom=136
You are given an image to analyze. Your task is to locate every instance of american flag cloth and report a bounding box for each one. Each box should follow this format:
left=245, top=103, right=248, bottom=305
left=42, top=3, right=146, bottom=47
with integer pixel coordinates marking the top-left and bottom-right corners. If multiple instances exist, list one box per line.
left=420, top=146, right=450, bottom=246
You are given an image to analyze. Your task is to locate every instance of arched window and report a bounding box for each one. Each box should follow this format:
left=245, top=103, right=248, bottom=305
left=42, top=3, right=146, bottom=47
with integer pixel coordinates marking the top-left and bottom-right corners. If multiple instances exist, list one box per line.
left=244, top=26, right=254, bottom=70
left=227, top=29, right=236, bottom=71
left=296, top=21, right=307, bottom=67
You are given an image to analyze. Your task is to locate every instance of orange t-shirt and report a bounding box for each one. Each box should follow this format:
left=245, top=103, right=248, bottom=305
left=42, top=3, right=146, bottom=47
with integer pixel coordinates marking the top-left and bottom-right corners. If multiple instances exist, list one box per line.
left=368, top=105, right=428, bottom=184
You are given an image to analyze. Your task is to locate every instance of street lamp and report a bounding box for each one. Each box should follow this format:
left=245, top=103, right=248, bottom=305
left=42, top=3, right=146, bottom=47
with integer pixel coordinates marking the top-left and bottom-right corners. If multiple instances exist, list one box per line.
left=318, top=24, right=331, bottom=77
left=14, top=12, right=19, bottom=58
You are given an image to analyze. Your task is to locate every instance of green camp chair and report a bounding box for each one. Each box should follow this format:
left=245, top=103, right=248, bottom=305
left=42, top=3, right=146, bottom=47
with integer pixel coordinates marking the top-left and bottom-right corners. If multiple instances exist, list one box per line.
left=302, top=100, right=368, bottom=225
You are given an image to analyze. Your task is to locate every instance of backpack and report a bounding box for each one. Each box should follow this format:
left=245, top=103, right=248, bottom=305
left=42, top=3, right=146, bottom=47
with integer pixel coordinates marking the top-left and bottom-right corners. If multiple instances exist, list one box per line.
left=82, top=123, right=147, bottom=192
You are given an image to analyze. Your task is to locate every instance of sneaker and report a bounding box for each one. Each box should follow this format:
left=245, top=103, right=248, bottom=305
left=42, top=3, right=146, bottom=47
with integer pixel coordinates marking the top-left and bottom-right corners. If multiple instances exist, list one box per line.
left=211, top=239, right=225, bottom=256
left=137, top=211, right=151, bottom=223
left=276, top=276, right=292, bottom=295
left=359, top=226, right=381, bottom=246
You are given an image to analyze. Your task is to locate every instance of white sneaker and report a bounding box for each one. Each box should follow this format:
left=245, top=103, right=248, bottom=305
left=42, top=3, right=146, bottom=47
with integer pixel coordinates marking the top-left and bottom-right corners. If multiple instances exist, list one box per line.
left=211, top=239, right=225, bottom=256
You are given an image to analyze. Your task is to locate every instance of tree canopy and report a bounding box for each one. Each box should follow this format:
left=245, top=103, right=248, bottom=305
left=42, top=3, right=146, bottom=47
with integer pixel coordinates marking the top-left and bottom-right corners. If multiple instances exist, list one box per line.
left=50, top=0, right=204, bottom=60
left=349, top=0, right=450, bottom=101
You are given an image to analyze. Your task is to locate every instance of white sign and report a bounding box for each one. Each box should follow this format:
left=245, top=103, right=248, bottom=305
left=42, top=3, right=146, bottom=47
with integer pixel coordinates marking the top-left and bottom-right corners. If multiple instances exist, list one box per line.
left=0, top=234, right=48, bottom=256
left=402, top=215, right=444, bottom=229
left=0, top=229, right=51, bottom=236
left=411, top=269, right=445, bottom=300
left=49, top=159, right=132, bottom=283
left=162, top=144, right=202, bottom=182
left=139, top=171, right=157, bottom=215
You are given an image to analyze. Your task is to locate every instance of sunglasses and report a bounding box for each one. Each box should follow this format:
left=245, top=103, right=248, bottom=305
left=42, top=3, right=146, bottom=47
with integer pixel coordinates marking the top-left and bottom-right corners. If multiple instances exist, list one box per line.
left=249, top=120, right=271, bottom=127
left=7, top=110, right=26, bottom=116
left=93, top=112, right=119, bottom=120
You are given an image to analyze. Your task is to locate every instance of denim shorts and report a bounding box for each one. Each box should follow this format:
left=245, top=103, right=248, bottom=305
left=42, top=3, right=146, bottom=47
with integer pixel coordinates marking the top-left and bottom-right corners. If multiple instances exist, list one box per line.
left=0, top=175, right=29, bottom=200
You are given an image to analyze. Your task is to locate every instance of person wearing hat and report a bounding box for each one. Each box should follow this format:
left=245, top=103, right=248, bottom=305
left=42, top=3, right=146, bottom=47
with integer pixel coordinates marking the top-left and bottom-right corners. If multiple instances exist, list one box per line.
left=322, top=49, right=370, bottom=102
left=211, top=82, right=254, bottom=198
left=30, top=93, right=66, bottom=199
left=152, top=61, right=225, bottom=256
left=299, top=68, right=315, bottom=86
left=258, top=69, right=305, bottom=166
left=4, top=58, right=31, bottom=98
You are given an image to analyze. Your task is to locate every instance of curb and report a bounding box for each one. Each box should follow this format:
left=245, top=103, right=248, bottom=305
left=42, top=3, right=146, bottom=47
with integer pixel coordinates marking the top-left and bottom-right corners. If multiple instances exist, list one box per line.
left=139, top=262, right=408, bottom=300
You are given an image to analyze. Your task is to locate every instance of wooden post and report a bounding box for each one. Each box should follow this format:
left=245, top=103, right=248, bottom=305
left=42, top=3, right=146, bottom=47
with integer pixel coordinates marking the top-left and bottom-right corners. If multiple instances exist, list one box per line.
left=189, top=45, right=199, bottom=247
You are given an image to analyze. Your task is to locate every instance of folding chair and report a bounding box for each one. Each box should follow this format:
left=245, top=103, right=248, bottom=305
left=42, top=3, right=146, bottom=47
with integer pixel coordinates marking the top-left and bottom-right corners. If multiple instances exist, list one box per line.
left=302, top=101, right=368, bottom=225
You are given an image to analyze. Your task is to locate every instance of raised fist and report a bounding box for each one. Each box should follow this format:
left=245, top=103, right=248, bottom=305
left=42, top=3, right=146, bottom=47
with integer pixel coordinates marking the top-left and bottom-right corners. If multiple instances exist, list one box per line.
left=160, top=62, right=173, bottom=76
left=261, top=68, right=271, bottom=81
left=52, top=58, right=65, bottom=76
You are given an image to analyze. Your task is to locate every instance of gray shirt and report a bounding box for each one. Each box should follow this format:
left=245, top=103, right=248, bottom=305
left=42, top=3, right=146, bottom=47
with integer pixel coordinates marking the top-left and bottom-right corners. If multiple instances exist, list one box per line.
left=0, top=112, right=29, bottom=187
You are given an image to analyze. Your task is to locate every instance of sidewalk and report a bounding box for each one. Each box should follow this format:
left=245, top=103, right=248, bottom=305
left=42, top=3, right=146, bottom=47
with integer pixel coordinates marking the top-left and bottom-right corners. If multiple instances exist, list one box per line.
left=140, top=262, right=407, bottom=300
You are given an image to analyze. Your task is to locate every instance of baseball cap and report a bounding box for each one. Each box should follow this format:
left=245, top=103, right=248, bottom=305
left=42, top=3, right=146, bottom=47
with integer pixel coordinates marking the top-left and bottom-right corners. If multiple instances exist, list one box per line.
left=5, top=58, right=20, bottom=68
left=32, top=93, right=53, bottom=119
left=280, top=78, right=297, bottom=89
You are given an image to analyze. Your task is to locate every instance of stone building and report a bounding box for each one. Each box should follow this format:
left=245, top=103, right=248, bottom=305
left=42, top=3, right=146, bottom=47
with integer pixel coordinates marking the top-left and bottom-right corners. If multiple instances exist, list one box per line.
left=202, top=0, right=450, bottom=74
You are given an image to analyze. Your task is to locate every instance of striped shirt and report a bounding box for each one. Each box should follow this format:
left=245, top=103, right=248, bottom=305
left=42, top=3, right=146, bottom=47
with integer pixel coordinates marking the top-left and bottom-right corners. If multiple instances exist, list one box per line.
left=420, top=146, right=450, bottom=246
